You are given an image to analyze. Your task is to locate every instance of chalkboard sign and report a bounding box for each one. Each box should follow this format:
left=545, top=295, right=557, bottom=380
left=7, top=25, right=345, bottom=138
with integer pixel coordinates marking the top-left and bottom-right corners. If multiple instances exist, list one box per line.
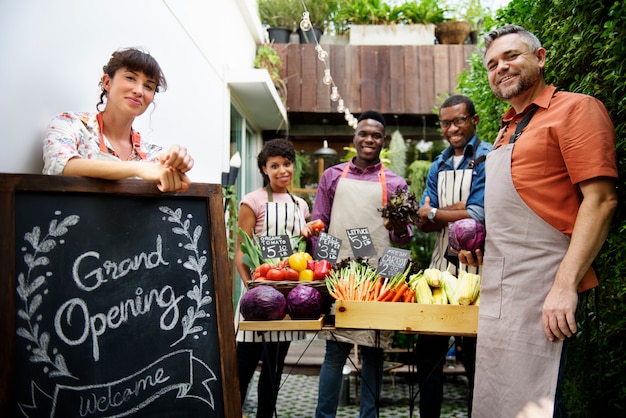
left=258, top=235, right=292, bottom=259
left=345, top=227, right=377, bottom=258
left=376, top=247, right=411, bottom=279
left=313, top=232, right=342, bottom=264
left=0, top=174, right=240, bottom=418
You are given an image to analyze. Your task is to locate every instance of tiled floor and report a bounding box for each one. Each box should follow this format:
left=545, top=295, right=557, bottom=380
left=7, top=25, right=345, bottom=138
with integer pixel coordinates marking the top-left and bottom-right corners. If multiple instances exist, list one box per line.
left=242, top=334, right=471, bottom=417
left=242, top=371, right=470, bottom=417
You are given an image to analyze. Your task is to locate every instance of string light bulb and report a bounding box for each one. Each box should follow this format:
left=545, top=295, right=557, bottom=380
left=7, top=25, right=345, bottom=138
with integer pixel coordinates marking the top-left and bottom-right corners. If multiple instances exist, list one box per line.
left=322, top=69, right=333, bottom=85
left=337, top=99, right=345, bottom=113
left=330, top=86, right=340, bottom=102
left=300, top=11, right=312, bottom=31
left=315, top=45, right=328, bottom=62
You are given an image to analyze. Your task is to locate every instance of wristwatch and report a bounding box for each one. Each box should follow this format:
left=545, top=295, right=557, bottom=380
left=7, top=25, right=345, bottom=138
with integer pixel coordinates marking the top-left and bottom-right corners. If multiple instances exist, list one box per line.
left=428, top=208, right=438, bottom=223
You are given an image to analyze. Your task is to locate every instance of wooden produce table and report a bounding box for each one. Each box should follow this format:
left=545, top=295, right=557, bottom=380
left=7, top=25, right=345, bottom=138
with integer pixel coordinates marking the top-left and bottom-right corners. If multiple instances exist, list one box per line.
left=334, top=300, right=478, bottom=337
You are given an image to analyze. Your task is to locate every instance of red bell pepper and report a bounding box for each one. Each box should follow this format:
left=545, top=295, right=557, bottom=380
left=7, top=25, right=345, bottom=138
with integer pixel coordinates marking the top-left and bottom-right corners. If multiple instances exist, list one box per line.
left=313, top=259, right=332, bottom=280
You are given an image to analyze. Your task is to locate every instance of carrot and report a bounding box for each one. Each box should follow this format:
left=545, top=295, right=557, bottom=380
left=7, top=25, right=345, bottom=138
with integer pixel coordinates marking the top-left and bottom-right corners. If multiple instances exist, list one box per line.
left=383, top=290, right=396, bottom=302
left=331, top=281, right=346, bottom=300
left=329, top=291, right=342, bottom=300
left=391, top=283, right=408, bottom=302
left=371, top=277, right=383, bottom=301
left=362, top=280, right=372, bottom=301
left=348, top=273, right=355, bottom=301
left=403, top=289, right=415, bottom=303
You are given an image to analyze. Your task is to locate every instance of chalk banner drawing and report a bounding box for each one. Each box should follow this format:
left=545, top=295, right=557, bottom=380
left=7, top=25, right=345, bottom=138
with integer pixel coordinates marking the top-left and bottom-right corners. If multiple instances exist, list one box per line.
left=14, top=192, right=224, bottom=417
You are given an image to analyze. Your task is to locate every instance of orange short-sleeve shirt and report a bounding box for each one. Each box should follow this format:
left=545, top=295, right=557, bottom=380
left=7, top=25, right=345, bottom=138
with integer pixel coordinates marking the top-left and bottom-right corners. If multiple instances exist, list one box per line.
left=495, top=85, right=618, bottom=291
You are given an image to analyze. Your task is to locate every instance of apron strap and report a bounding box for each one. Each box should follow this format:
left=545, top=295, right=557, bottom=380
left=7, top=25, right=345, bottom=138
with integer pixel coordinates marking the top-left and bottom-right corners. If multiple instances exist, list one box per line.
left=508, top=104, right=539, bottom=144
left=96, top=112, right=146, bottom=159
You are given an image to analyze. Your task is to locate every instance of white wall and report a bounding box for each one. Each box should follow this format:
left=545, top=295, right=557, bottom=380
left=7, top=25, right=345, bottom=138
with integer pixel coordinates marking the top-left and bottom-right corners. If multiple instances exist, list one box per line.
left=0, top=0, right=263, bottom=183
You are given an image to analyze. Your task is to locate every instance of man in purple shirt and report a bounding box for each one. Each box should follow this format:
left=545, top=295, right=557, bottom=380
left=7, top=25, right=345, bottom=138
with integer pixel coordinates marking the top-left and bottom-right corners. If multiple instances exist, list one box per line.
left=312, top=110, right=411, bottom=418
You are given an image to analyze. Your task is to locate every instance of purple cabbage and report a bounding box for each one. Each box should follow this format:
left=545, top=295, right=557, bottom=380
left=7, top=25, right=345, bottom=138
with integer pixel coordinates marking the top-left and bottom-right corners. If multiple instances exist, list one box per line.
left=240, top=285, right=287, bottom=320
left=286, top=285, right=323, bottom=319
left=448, top=218, right=486, bottom=252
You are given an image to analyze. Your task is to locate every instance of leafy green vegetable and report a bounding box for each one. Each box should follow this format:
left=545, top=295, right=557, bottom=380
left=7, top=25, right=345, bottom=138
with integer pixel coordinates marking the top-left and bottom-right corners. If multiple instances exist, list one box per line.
left=378, top=187, right=420, bottom=225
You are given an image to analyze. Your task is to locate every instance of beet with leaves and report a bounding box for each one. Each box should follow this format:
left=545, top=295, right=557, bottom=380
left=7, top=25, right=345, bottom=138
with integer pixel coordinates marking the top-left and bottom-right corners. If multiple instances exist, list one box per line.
left=378, top=187, right=420, bottom=229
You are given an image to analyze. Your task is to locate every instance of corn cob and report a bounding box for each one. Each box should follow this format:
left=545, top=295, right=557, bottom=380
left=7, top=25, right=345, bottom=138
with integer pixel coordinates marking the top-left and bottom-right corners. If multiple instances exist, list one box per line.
left=473, top=293, right=480, bottom=306
left=440, top=270, right=459, bottom=305
left=413, top=275, right=433, bottom=304
left=432, top=287, right=447, bottom=304
left=457, top=270, right=481, bottom=305
left=423, top=268, right=442, bottom=287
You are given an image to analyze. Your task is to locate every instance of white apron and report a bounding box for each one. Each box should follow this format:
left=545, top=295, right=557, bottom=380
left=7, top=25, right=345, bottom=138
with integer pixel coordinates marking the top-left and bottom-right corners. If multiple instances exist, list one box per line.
left=235, top=191, right=307, bottom=343
left=472, top=143, right=567, bottom=417
left=322, top=164, right=394, bottom=349
left=430, top=166, right=480, bottom=276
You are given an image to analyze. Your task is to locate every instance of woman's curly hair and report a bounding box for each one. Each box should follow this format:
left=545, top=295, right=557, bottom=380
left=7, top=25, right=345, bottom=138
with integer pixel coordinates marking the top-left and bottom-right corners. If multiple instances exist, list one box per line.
left=257, top=138, right=296, bottom=178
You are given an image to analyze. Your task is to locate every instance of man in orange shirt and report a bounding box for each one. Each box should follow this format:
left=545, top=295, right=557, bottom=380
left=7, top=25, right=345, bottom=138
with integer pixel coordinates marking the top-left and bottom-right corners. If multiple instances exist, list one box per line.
left=464, top=25, right=618, bottom=418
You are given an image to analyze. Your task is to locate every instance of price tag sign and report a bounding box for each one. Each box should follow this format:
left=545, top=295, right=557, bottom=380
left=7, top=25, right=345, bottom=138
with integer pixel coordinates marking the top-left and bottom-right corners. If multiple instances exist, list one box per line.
left=259, top=235, right=293, bottom=259
left=313, top=232, right=342, bottom=264
left=345, top=227, right=377, bottom=259
left=376, top=247, right=411, bottom=279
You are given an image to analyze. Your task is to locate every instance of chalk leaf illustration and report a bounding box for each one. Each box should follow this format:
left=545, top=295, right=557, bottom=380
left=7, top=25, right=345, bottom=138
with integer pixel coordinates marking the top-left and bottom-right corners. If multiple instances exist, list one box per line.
left=159, top=206, right=213, bottom=347
left=16, top=214, right=79, bottom=379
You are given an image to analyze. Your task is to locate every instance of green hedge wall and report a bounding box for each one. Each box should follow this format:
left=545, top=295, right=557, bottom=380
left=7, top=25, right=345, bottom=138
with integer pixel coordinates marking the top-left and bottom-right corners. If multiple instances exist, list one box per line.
left=457, top=1, right=626, bottom=416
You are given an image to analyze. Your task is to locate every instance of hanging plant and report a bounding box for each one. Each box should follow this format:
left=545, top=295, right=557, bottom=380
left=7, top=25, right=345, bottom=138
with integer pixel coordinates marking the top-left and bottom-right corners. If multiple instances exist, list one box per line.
left=254, top=43, right=287, bottom=100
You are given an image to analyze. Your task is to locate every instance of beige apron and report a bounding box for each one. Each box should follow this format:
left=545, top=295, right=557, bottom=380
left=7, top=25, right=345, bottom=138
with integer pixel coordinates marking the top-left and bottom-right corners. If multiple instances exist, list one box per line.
left=322, top=165, right=394, bottom=349
left=472, top=143, right=566, bottom=417
left=430, top=167, right=480, bottom=276
left=235, top=194, right=307, bottom=343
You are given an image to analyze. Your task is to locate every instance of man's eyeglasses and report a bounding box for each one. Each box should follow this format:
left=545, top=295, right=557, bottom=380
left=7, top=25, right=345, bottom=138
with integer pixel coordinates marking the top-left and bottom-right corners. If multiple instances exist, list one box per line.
left=438, top=115, right=471, bottom=129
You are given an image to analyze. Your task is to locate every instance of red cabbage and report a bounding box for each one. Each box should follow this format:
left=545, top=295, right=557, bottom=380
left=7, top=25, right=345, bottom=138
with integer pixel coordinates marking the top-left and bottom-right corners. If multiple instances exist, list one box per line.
left=448, top=218, right=486, bottom=253
left=286, top=285, right=323, bottom=319
left=240, top=285, right=287, bottom=320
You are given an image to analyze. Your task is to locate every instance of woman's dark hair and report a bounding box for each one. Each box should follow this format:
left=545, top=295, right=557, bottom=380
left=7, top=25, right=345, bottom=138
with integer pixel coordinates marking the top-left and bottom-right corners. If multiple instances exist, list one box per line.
left=257, top=138, right=296, bottom=178
left=97, top=48, right=167, bottom=111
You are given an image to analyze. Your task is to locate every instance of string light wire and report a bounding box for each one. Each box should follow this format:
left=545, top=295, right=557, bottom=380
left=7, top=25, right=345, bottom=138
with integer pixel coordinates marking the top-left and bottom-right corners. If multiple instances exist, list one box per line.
left=299, top=0, right=357, bottom=129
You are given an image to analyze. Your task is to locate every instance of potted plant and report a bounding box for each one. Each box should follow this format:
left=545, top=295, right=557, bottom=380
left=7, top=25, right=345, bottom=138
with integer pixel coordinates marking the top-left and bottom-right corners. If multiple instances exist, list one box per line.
left=435, top=0, right=488, bottom=44
left=336, top=0, right=445, bottom=45
left=258, top=0, right=299, bottom=43
left=458, top=0, right=489, bottom=43
left=400, top=0, right=446, bottom=25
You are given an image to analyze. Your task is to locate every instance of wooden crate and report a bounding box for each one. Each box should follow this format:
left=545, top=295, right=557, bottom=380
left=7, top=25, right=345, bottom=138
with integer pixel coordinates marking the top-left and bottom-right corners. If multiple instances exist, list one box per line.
left=238, top=314, right=325, bottom=331
left=334, top=301, right=478, bottom=336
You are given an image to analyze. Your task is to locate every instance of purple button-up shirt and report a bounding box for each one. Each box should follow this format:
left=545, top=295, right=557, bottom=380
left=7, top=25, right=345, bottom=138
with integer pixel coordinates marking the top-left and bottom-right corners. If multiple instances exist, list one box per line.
left=311, top=159, right=412, bottom=246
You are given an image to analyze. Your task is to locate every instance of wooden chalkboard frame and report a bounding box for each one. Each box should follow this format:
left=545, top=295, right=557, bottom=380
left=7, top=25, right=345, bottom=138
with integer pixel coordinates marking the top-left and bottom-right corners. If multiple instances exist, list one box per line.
left=0, top=174, right=241, bottom=417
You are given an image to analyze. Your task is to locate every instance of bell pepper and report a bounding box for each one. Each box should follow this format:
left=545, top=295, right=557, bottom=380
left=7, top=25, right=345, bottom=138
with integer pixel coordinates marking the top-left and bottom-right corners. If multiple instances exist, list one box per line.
left=299, top=269, right=315, bottom=281
left=288, top=252, right=308, bottom=272
left=313, top=259, right=332, bottom=280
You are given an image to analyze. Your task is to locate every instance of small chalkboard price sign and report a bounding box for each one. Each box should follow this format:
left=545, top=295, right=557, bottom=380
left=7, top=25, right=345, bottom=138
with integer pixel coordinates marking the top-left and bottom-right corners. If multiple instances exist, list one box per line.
left=345, top=227, right=377, bottom=259
left=376, top=247, right=411, bottom=279
left=0, top=174, right=240, bottom=418
left=258, top=235, right=292, bottom=259
left=313, top=232, right=342, bottom=264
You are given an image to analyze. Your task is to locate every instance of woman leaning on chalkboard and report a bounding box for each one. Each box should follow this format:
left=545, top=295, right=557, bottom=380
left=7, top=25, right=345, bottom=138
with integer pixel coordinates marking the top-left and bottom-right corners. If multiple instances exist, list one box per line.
left=42, top=47, right=194, bottom=192
left=234, top=138, right=320, bottom=418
